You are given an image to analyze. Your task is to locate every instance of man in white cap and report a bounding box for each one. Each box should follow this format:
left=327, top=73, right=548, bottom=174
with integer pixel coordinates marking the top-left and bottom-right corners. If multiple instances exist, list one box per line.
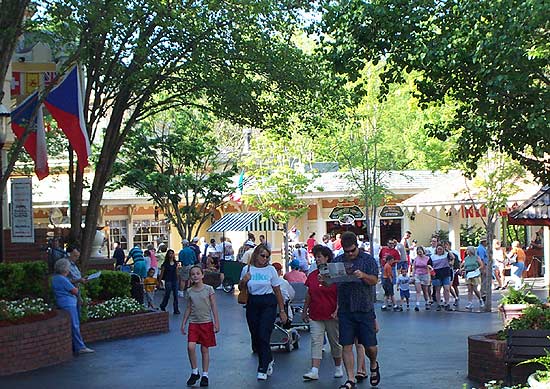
left=190, top=237, right=201, bottom=263
left=240, top=240, right=256, bottom=264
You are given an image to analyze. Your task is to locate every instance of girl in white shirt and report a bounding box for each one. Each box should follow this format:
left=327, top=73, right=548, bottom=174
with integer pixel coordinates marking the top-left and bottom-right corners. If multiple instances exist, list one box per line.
left=239, top=245, right=287, bottom=381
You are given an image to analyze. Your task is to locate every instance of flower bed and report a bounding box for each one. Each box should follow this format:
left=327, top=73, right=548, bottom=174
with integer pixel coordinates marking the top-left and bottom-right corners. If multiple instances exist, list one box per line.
left=86, top=297, right=146, bottom=321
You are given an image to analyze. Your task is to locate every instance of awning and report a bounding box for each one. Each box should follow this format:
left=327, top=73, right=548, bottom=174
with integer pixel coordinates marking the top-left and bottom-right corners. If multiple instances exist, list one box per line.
left=508, top=185, right=550, bottom=226
left=207, top=212, right=279, bottom=232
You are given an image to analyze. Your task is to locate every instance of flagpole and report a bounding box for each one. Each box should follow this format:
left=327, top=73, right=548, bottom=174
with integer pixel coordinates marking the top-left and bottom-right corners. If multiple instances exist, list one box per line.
left=0, top=105, right=10, bottom=263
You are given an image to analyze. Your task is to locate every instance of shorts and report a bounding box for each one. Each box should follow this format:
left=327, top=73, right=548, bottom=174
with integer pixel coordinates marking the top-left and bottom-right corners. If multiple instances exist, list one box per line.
left=179, top=265, right=193, bottom=281
left=188, top=322, right=216, bottom=347
left=399, top=289, right=410, bottom=299
left=338, top=311, right=377, bottom=347
left=382, top=279, right=394, bottom=296
left=414, top=273, right=431, bottom=286
left=465, top=276, right=481, bottom=286
left=432, top=276, right=451, bottom=287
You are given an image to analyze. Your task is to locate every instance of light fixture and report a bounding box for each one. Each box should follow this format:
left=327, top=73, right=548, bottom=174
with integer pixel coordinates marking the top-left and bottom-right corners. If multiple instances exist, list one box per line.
left=410, top=211, right=416, bottom=221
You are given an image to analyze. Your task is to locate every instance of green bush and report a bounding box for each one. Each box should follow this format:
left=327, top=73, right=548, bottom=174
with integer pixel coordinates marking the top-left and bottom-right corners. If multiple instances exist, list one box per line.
left=85, top=270, right=130, bottom=301
left=0, top=261, right=49, bottom=300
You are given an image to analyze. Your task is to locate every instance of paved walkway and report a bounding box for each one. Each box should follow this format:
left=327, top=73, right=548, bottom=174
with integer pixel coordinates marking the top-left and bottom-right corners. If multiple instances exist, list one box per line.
left=2, top=278, right=548, bottom=389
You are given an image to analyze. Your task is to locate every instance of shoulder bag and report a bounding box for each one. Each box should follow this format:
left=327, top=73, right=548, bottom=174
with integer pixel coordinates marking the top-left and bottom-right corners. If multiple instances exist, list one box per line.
left=237, top=265, right=250, bottom=304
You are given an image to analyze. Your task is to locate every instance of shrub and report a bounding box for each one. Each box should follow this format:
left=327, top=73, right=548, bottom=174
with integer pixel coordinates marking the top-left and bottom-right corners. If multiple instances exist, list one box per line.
left=87, top=297, right=146, bottom=320
left=85, top=270, right=130, bottom=301
left=0, top=297, right=52, bottom=322
left=506, top=305, right=550, bottom=331
left=0, top=261, right=49, bottom=300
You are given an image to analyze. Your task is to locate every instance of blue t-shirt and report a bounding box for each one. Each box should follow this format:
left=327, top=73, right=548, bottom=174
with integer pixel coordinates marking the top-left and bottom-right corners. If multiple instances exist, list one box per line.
left=52, top=274, right=77, bottom=307
left=128, top=246, right=144, bottom=262
left=477, top=244, right=488, bottom=265
left=333, top=251, right=379, bottom=313
left=178, top=247, right=196, bottom=266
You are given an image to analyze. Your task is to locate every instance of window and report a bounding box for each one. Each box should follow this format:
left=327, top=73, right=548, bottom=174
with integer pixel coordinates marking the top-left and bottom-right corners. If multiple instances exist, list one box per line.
left=132, top=219, right=169, bottom=248
left=106, top=220, right=128, bottom=250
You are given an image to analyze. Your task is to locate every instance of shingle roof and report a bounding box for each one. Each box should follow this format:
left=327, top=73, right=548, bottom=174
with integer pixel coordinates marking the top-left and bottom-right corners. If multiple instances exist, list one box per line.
left=509, top=185, right=550, bottom=220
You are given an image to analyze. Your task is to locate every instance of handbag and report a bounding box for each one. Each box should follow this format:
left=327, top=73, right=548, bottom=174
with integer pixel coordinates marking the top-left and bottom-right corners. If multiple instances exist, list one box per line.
left=237, top=265, right=250, bottom=304
left=466, top=268, right=481, bottom=279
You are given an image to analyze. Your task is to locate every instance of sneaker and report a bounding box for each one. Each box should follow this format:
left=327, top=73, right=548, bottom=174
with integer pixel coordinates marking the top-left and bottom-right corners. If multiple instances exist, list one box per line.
left=303, top=370, right=319, bottom=380
left=160, top=306, right=166, bottom=311
left=257, top=372, right=268, bottom=381
left=397, top=306, right=403, bottom=312
left=465, top=302, right=473, bottom=310
left=200, top=376, right=209, bottom=387
left=453, top=300, right=459, bottom=307
left=480, top=300, right=485, bottom=309
left=436, top=304, right=442, bottom=311
left=444, top=304, right=452, bottom=311
left=406, top=304, right=410, bottom=310
left=174, top=310, right=181, bottom=315
left=187, top=373, right=201, bottom=386
left=381, top=305, right=387, bottom=311
left=414, top=306, right=419, bottom=312
left=425, top=303, right=430, bottom=310
left=267, top=360, right=274, bottom=376
left=78, top=347, right=94, bottom=354
left=334, top=365, right=344, bottom=378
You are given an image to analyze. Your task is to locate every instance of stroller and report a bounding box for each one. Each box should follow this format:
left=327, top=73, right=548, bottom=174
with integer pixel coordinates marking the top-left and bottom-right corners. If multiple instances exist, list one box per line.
left=130, top=273, right=144, bottom=305
left=270, top=302, right=300, bottom=352
left=288, top=282, right=310, bottom=330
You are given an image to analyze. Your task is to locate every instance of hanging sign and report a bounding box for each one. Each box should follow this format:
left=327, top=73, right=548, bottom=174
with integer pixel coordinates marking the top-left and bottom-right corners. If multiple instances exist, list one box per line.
left=11, top=178, right=34, bottom=243
left=329, top=205, right=364, bottom=220
left=380, top=206, right=404, bottom=218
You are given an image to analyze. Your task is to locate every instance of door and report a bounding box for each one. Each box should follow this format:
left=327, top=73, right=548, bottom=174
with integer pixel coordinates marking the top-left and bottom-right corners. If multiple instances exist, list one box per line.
left=380, top=219, right=402, bottom=245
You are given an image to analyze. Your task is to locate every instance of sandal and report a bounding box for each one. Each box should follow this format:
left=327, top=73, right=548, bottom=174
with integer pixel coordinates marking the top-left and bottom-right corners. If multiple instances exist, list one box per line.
left=339, top=380, right=356, bottom=389
left=370, top=361, right=381, bottom=387
left=355, top=372, right=367, bottom=382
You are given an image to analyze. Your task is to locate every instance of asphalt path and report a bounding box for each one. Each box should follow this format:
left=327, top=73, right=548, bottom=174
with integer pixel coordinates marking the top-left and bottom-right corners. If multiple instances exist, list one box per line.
left=2, top=280, right=547, bottom=389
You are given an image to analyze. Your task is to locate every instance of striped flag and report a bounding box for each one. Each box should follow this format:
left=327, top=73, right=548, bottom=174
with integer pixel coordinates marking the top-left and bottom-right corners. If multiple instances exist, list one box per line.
left=10, top=92, right=49, bottom=180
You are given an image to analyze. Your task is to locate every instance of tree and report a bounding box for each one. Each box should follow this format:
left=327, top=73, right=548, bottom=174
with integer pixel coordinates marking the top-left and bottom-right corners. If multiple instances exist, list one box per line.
left=0, top=0, right=30, bottom=104
left=242, top=132, right=317, bottom=266
left=111, top=109, right=240, bottom=241
left=463, top=152, right=528, bottom=311
left=318, top=0, right=550, bottom=183
left=40, top=0, right=324, bottom=266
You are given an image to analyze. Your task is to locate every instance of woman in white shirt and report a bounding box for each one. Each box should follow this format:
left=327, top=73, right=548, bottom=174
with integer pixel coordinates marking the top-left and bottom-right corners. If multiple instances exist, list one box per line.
left=239, top=245, right=287, bottom=381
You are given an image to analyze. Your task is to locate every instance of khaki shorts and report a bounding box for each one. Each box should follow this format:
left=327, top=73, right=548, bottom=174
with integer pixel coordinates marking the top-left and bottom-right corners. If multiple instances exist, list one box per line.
left=179, top=265, right=193, bottom=281
left=466, top=276, right=481, bottom=286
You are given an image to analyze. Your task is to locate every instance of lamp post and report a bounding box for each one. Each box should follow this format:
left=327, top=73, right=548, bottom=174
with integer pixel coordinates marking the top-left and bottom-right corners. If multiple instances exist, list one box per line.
left=0, top=104, right=9, bottom=263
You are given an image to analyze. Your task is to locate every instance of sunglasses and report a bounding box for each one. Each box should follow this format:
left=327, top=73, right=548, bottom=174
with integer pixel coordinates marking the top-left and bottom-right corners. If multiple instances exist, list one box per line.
left=259, top=253, right=270, bottom=258
left=343, top=246, right=357, bottom=254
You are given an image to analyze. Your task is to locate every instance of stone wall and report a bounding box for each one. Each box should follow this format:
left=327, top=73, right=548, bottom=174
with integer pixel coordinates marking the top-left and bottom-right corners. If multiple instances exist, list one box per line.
left=0, top=310, right=72, bottom=376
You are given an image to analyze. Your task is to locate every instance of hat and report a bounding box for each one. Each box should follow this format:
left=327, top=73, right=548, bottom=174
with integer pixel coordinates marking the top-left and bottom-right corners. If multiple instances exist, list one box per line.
left=273, top=262, right=282, bottom=272
left=245, top=240, right=255, bottom=247
left=192, top=237, right=199, bottom=243
left=182, top=239, right=189, bottom=245
left=290, top=259, right=300, bottom=270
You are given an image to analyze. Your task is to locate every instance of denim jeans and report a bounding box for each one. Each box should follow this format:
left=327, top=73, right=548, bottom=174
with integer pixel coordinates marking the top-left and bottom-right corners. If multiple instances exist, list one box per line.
left=160, top=281, right=179, bottom=312
left=59, top=304, right=86, bottom=353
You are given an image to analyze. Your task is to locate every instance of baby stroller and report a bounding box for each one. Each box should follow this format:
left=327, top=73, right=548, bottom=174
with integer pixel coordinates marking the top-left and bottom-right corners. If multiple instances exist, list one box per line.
left=130, top=273, right=144, bottom=305
left=288, top=282, right=310, bottom=330
left=270, top=303, right=300, bottom=352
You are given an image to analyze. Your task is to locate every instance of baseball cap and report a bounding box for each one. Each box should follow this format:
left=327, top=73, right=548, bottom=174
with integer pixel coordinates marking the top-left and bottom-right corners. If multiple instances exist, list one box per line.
left=192, top=237, right=199, bottom=243
left=290, top=259, right=300, bottom=270
left=273, top=262, right=282, bottom=272
left=245, top=240, right=255, bottom=247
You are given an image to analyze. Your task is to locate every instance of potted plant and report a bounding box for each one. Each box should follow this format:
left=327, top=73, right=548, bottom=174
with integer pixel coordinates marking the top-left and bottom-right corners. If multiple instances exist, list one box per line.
left=499, top=284, right=541, bottom=324
left=519, top=338, right=550, bottom=389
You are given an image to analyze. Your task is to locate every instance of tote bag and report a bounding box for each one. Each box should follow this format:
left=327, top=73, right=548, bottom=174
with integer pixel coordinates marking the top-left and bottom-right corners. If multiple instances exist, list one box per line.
left=237, top=266, right=250, bottom=304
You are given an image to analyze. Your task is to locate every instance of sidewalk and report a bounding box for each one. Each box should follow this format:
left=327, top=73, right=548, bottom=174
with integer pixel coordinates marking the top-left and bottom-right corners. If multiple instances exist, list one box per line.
left=1, top=278, right=547, bottom=389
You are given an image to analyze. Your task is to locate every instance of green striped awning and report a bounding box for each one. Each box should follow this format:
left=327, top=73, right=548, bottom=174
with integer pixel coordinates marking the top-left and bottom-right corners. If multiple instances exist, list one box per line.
left=207, top=212, right=279, bottom=232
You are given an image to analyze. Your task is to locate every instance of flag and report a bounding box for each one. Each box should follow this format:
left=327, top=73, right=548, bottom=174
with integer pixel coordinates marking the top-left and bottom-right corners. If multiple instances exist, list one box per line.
left=229, top=170, right=245, bottom=204
left=11, top=92, right=49, bottom=180
left=43, top=71, right=57, bottom=87
left=44, top=65, right=90, bottom=171
left=10, top=72, right=21, bottom=96
left=25, top=73, right=40, bottom=94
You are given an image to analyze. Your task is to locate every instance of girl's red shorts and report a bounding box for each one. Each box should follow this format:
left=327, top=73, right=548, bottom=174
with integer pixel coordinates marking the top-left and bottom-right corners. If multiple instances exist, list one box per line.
left=188, top=322, right=216, bottom=347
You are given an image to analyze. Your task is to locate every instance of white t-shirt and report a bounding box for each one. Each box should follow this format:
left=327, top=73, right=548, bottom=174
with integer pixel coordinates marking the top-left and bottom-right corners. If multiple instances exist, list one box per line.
left=240, top=265, right=282, bottom=295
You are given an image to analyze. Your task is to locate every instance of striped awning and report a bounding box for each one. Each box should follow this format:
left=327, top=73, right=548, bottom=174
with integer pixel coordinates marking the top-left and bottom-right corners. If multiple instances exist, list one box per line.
left=207, top=212, right=279, bottom=232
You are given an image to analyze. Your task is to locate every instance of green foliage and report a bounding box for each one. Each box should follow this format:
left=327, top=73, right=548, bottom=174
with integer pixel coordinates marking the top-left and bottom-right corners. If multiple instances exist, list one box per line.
left=87, top=297, right=146, bottom=321
left=0, top=297, right=52, bottom=322
left=0, top=261, right=49, bottom=300
left=460, top=224, right=486, bottom=247
left=433, top=230, right=449, bottom=243
left=318, top=0, right=550, bottom=184
left=112, top=108, right=239, bottom=240
left=500, top=285, right=542, bottom=306
left=506, top=305, right=550, bottom=331
left=84, top=270, right=130, bottom=301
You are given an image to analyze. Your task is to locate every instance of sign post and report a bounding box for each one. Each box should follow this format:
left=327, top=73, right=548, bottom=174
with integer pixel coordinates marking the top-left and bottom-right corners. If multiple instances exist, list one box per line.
left=11, top=178, right=34, bottom=243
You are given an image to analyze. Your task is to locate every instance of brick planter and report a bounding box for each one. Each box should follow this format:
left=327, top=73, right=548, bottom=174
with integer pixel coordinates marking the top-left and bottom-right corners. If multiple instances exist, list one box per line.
left=81, top=310, right=169, bottom=343
left=468, top=333, right=537, bottom=385
left=0, top=310, right=72, bottom=376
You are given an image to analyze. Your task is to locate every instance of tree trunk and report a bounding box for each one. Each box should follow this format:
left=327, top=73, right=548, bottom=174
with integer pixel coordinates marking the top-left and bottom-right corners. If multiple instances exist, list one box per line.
left=283, top=222, right=289, bottom=270
left=483, top=217, right=496, bottom=312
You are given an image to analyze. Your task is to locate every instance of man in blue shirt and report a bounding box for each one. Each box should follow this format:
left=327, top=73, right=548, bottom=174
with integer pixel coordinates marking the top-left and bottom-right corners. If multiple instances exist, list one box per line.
left=333, top=231, right=380, bottom=388
left=476, top=239, right=488, bottom=265
left=178, top=239, right=196, bottom=293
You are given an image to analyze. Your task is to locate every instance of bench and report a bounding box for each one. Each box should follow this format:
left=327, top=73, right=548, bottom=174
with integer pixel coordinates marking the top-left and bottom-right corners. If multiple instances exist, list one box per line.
left=505, top=330, right=550, bottom=385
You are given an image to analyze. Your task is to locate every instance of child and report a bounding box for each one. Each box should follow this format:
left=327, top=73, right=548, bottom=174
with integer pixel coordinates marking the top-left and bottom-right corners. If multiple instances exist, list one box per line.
left=396, top=267, right=411, bottom=311
left=143, top=268, right=158, bottom=309
left=181, top=265, right=220, bottom=387
left=381, top=255, right=397, bottom=311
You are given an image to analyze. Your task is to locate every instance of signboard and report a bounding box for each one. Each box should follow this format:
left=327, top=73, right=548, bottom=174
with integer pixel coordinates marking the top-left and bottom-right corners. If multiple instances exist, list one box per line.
left=11, top=178, right=34, bottom=243
left=329, top=205, right=365, bottom=220
left=380, top=206, right=404, bottom=218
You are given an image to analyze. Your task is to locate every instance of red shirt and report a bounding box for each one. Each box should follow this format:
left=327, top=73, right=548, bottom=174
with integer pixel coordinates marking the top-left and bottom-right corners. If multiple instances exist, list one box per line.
left=333, top=239, right=342, bottom=251
left=306, top=238, right=316, bottom=254
left=304, top=269, right=338, bottom=321
left=379, top=247, right=400, bottom=268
